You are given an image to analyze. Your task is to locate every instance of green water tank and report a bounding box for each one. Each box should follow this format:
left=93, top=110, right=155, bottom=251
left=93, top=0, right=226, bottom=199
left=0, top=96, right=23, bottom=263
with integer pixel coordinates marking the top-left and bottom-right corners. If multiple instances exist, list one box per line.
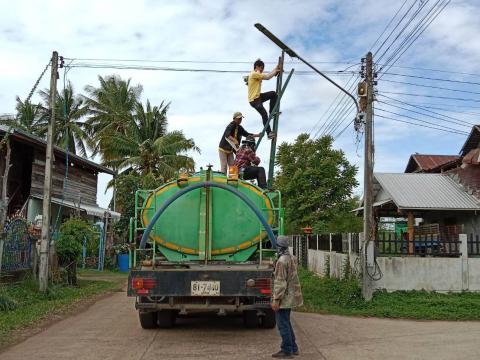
left=140, top=170, right=274, bottom=262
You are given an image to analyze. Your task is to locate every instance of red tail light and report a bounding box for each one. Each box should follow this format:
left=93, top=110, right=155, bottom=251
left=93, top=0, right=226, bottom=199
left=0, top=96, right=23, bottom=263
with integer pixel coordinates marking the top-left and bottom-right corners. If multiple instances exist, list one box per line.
left=132, top=278, right=144, bottom=289
left=132, top=277, right=156, bottom=292
left=246, top=277, right=272, bottom=296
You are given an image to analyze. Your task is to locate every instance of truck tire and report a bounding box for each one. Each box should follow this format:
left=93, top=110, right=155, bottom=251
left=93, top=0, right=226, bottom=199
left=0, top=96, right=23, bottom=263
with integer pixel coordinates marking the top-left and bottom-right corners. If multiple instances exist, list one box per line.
left=139, top=311, right=157, bottom=329
left=157, top=310, right=176, bottom=328
left=243, top=310, right=259, bottom=328
left=261, top=309, right=276, bottom=329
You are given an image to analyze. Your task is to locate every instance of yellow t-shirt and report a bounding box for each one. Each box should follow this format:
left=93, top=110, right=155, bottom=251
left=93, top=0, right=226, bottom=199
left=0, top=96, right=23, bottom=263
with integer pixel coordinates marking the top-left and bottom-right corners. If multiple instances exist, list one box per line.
left=248, top=71, right=267, bottom=102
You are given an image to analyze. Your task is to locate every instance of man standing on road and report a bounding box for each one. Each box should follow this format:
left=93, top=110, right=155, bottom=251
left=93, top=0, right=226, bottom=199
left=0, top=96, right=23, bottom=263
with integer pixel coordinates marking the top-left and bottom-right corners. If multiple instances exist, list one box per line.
left=272, top=235, right=303, bottom=359
left=247, top=59, right=280, bottom=139
left=218, top=112, right=259, bottom=174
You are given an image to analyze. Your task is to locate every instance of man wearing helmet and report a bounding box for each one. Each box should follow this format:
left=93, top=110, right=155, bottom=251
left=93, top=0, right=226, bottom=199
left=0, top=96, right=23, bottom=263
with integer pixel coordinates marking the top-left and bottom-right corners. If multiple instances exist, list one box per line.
left=232, top=135, right=267, bottom=189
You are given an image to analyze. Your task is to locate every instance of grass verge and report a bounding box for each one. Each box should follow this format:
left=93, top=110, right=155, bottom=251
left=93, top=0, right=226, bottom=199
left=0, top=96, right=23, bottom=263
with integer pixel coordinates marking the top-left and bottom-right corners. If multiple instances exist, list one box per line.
left=0, top=271, right=125, bottom=347
left=299, top=267, right=480, bottom=320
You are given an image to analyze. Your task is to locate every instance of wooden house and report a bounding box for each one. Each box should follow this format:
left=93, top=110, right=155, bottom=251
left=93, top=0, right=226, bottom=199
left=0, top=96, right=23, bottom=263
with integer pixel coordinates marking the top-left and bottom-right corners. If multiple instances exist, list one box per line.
left=0, top=125, right=119, bottom=224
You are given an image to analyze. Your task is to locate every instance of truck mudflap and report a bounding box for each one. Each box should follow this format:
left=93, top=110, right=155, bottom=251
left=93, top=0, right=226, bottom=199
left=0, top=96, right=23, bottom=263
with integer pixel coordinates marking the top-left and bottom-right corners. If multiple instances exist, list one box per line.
left=127, top=267, right=273, bottom=299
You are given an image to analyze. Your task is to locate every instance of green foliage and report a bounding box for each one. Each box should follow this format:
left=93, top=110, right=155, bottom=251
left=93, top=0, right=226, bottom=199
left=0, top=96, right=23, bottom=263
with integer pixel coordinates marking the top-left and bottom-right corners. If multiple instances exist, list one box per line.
left=0, top=291, right=17, bottom=312
left=275, top=134, right=359, bottom=234
left=112, top=243, right=130, bottom=255
left=299, top=268, right=480, bottom=320
left=57, top=218, right=95, bottom=265
left=112, top=172, right=165, bottom=239
left=324, top=254, right=330, bottom=278
left=38, top=81, right=90, bottom=156
left=0, top=97, right=46, bottom=135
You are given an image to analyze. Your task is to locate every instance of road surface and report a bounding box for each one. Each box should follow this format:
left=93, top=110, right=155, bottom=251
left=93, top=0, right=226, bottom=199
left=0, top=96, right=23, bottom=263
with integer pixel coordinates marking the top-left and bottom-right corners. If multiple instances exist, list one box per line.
left=2, top=290, right=480, bottom=360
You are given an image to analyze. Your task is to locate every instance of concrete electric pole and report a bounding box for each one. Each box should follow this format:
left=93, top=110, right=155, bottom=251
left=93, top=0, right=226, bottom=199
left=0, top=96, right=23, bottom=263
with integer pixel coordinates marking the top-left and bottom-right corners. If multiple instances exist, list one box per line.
left=362, top=51, right=375, bottom=300
left=39, top=51, right=58, bottom=292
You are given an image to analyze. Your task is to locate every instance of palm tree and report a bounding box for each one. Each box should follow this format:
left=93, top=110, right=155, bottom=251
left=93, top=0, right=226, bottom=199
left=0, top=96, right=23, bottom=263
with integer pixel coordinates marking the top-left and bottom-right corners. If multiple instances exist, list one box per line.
left=38, top=82, right=90, bottom=157
left=102, top=100, right=199, bottom=181
left=83, top=75, right=143, bottom=156
left=0, top=97, right=45, bottom=135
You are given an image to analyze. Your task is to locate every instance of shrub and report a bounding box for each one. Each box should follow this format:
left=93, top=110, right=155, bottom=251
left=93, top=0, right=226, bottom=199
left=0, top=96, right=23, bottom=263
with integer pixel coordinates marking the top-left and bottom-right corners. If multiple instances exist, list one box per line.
left=57, top=218, right=95, bottom=285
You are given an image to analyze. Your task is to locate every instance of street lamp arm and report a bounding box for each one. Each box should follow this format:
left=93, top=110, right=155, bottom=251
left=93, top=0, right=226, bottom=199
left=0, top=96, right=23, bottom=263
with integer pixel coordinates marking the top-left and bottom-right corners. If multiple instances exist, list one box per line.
left=254, top=23, right=359, bottom=114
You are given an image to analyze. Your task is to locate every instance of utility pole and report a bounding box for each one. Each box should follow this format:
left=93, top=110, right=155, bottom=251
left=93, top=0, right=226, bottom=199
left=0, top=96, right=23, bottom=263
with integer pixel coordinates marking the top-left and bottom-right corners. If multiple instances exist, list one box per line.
left=39, top=51, right=58, bottom=292
left=362, top=51, right=374, bottom=300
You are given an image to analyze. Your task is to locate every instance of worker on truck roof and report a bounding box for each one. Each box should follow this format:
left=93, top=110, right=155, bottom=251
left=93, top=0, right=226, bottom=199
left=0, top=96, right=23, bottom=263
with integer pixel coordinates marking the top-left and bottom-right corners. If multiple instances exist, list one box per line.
left=247, top=59, right=281, bottom=140
left=272, top=235, right=304, bottom=358
left=232, top=135, right=267, bottom=189
left=218, top=112, right=258, bottom=174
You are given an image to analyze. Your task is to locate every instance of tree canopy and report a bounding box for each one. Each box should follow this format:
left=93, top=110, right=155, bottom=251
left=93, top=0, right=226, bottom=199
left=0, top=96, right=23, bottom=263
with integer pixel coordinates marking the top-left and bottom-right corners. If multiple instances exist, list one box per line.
left=275, top=133, right=361, bottom=234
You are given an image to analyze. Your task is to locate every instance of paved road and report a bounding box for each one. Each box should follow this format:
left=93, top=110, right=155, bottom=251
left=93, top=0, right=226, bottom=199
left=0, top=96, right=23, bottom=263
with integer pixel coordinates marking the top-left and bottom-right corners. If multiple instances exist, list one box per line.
left=2, top=291, right=480, bottom=360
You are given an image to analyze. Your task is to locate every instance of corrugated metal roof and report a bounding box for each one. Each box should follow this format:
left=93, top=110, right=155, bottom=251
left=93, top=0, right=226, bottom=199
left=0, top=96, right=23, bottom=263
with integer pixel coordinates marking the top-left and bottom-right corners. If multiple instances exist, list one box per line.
left=0, top=125, right=114, bottom=175
left=405, top=154, right=460, bottom=173
left=374, top=173, right=480, bottom=210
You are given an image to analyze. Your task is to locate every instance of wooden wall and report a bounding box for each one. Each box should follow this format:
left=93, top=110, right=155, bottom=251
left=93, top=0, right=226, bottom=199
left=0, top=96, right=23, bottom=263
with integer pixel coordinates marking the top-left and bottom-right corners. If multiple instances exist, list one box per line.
left=30, top=148, right=98, bottom=206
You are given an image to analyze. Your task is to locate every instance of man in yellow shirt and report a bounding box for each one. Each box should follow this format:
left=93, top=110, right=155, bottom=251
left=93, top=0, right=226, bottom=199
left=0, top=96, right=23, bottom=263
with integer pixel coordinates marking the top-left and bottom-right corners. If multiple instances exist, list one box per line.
left=248, top=59, right=280, bottom=139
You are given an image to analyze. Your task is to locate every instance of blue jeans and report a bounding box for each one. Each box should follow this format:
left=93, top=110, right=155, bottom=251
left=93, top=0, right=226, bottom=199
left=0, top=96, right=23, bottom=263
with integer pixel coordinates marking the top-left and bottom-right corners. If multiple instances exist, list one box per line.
left=275, top=308, right=298, bottom=354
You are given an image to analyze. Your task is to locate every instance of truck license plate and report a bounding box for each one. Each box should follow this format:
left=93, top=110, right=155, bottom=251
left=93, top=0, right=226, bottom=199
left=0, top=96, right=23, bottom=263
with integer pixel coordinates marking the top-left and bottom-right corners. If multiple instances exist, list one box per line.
left=191, top=281, right=220, bottom=296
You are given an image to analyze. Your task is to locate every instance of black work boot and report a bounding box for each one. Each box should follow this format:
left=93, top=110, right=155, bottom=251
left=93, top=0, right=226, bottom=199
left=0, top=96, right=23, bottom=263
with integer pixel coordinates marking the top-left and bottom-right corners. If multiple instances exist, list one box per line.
left=272, top=350, right=293, bottom=358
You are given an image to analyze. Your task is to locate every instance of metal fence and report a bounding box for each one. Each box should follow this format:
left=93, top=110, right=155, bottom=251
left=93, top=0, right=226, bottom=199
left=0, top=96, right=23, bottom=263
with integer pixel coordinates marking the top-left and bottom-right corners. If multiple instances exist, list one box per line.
left=376, top=231, right=461, bottom=257
left=468, top=234, right=480, bottom=256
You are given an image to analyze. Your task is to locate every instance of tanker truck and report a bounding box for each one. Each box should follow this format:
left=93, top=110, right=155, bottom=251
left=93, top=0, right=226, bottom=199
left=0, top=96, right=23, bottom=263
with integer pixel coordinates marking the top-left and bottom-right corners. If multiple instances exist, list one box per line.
left=127, top=167, right=284, bottom=329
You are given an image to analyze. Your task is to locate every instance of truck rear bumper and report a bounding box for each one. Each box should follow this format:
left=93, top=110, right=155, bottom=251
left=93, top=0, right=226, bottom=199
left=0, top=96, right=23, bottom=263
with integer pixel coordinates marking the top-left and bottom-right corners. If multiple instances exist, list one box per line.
left=128, top=266, right=273, bottom=312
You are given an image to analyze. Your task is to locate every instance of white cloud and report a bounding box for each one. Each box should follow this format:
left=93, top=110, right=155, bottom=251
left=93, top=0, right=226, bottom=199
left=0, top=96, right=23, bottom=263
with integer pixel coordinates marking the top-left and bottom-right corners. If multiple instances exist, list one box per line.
left=1, top=0, right=478, bottom=208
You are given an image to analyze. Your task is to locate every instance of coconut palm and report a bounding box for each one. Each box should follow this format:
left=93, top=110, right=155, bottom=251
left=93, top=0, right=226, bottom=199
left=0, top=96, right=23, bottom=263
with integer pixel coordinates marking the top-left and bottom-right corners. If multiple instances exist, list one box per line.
left=0, top=97, right=45, bottom=135
left=83, top=75, right=143, bottom=156
left=102, top=100, right=199, bottom=180
left=38, top=82, right=90, bottom=157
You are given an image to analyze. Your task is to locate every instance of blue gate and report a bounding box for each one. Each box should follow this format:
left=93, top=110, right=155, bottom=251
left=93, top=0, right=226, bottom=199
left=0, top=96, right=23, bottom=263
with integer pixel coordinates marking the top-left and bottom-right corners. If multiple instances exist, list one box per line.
left=1, top=217, right=32, bottom=271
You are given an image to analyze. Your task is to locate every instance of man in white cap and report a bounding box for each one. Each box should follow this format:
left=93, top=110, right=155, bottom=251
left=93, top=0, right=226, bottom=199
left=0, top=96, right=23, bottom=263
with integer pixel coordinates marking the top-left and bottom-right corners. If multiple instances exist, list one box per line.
left=218, top=112, right=259, bottom=174
left=271, top=235, right=303, bottom=358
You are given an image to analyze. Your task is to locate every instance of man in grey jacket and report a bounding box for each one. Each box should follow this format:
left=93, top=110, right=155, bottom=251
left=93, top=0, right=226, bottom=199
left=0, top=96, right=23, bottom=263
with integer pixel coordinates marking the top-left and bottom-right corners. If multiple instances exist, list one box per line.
left=271, top=235, right=304, bottom=358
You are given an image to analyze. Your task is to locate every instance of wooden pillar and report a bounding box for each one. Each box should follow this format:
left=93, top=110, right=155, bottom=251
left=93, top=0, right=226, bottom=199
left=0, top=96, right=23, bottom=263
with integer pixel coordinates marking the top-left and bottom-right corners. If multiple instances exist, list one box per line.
left=408, top=211, right=414, bottom=254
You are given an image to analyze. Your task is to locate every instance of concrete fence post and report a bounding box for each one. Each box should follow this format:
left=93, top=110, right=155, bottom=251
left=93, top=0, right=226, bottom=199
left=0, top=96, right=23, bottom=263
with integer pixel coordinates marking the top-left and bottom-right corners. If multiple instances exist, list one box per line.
left=329, top=233, right=332, bottom=253
left=316, top=234, right=319, bottom=251
left=348, top=233, right=352, bottom=255
left=460, top=233, right=469, bottom=291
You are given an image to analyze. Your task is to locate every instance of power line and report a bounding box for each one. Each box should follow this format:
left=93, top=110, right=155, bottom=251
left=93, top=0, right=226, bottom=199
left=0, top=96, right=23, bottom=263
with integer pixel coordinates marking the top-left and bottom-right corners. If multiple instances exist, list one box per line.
left=377, top=94, right=476, bottom=126
left=318, top=80, right=359, bottom=137
left=374, top=0, right=419, bottom=57
left=309, top=74, right=356, bottom=136
left=379, top=0, right=443, bottom=68
left=65, top=57, right=480, bottom=78
left=370, top=0, right=410, bottom=52
left=380, top=78, right=480, bottom=95
left=376, top=0, right=430, bottom=63
left=68, top=63, right=356, bottom=76
left=380, top=71, right=480, bottom=86
left=375, top=113, right=468, bottom=135
left=377, top=100, right=474, bottom=127
left=380, top=91, right=480, bottom=103
left=65, top=57, right=358, bottom=65
left=379, top=0, right=450, bottom=77
left=312, top=75, right=358, bottom=137
left=376, top=107, right=469, bottom=133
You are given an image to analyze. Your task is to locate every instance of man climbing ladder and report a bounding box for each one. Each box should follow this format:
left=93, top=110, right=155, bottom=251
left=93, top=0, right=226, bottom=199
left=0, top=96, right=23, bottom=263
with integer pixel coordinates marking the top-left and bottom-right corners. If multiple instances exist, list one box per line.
left=247, top=59, right=281, bottom=139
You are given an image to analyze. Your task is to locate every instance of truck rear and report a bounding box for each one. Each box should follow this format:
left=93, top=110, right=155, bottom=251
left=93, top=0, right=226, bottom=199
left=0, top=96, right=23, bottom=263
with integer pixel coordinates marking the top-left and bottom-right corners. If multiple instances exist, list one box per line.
left=127, top=168, right=284, bottom=328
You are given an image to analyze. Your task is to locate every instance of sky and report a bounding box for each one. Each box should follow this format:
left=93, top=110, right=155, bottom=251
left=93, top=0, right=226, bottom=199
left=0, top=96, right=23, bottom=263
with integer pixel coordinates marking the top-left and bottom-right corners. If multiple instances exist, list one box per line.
left=1, top=0, right=480, bottom=209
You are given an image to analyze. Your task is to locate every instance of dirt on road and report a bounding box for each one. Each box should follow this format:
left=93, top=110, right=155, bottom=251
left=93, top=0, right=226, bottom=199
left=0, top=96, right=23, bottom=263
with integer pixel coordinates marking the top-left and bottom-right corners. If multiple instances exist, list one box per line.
left=1, top=289, right=480, bottom=360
